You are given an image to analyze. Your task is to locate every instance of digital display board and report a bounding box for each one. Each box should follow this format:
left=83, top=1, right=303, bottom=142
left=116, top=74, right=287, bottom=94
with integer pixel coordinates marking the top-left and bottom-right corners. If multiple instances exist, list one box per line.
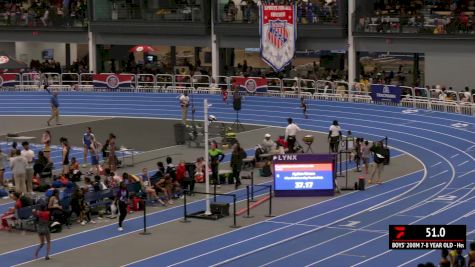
left=273, top=154, right=336, bottom=197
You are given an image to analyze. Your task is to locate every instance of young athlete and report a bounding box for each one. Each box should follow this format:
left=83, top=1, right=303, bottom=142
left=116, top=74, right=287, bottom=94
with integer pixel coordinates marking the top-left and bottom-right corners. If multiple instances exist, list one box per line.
left=300, top=97, right=308, bottom=119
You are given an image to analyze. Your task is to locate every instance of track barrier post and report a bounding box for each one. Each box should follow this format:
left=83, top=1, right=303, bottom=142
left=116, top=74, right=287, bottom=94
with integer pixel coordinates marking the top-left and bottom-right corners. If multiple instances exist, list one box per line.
left=265, top=185, right=274, bottom=217
left=243, top=185, right=254, bottom=218
left=231, top=195, right=240, bottom=228
left=250, top=171, right=255, bottom=202
left=181, top=190, right=190, bottom=223
left=140, top=198, right=151, bottom=235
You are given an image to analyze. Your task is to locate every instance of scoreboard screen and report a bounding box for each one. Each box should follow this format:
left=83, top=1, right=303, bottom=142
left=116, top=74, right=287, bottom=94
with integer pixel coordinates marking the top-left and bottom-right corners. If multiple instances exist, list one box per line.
left=273, top=154, right=336, bottom=197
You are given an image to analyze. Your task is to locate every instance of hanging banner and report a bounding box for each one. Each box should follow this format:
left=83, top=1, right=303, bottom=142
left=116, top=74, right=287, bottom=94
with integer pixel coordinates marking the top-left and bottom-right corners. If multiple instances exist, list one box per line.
left=371, top=84, right=402, bottom=103
left=0, top=73, right=20, bottom=86
left=233, top=77, right=268, bottom=93
left=92, top=74, right=134, bottom=89
left=260, top=5, right=297, bottom=72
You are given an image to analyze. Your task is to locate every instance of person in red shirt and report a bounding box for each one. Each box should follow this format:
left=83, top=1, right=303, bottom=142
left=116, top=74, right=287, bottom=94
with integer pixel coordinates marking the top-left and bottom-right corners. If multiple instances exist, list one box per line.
left=0, top=192, right=22, bottom=231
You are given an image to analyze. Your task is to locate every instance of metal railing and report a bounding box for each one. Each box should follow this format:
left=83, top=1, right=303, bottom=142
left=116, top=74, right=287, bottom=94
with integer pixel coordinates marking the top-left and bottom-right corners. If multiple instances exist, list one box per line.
left=2, top=72, right=474, bottom=116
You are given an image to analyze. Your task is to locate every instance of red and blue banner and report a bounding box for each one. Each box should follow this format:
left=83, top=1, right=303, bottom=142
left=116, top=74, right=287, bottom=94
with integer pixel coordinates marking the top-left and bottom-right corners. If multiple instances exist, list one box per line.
left=93, top=74, right=134, bottom=89
left=260, top=5, right=296, bottom=72
left=233, top=77, right=268, bottom=93
left=273, top=154, right=335, bottom=197
left=0, top=73, right=20, bottom=87
left=371, top=84, right=402, bottom=103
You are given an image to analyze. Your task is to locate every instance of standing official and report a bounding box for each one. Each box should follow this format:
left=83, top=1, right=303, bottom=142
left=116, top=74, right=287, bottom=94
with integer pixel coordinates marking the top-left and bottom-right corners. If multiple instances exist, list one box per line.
left=285, top=118, right=301, bottom=153
left=179, top=92, right=190, bottom=125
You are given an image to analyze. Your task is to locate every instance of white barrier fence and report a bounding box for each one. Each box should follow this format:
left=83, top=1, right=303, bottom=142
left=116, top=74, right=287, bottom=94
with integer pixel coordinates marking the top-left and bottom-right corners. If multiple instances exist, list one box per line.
left=1, top=73, right=474, bottom=116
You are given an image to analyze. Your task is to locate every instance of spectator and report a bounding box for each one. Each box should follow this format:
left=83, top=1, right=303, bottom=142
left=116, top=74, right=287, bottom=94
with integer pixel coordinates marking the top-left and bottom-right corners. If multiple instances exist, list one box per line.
left=155, top=174, right=175, bottom=205
left=0, top=148, right=7, bottom=186
left=10, top=150, right=27, bottom=194
left=60, top=137, right=70, bottom=175
left=285, top=117, right=301, bottom=153
left=33, top=203, right=51, bottom=260
left=0, top=192, right=23, bottom=231
left=151, top=161, right=165, bottom=180
left=83, top=177, right=94, bottom=192
left=439, top=249, right=450, bottom=267
left=33, top=151, right=48, bottom=178
left=48, top=189, right=70, bottom=226
left=116, top=182, right=129, bottom=231
left=69, top=157, right=81, bottom=182
left=469, top=241, right=475, bottom=267
left=21, top=141, right=35, bottom=193
left=194, top=157, right=206, bottom=183
left=230, top=142, right=247, bottom=189
left=41, top=130, right=51, bottom=161
left=71, top=188, right=94, bottom=225
left=261, top=133, right=276, bottom=154
left=107, top=133, right=117, bottom=171
left=82, top=127, right=95, bottom=167
left=93, top=175, right=107, bottom=191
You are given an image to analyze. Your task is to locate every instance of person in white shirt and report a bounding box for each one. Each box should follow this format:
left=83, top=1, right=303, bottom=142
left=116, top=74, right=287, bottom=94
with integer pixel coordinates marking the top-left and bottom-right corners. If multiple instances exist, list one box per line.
left=328, top=120, right=342, bottom=153
left=179, top=92, right=190, bottom=124
left=10, top=150, right=27, bottom=194
left=21, top=142, right=35, bottom=192
left=261, top=133, right=276, bottom=154
left=285, top=118, right=301, bottom=153
left=463, top=87, right=472, bottom=103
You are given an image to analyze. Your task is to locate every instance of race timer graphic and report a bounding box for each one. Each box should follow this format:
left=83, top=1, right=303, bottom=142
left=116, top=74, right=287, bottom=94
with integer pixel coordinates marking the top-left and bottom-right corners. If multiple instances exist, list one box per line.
left=389, top=225, right=466, bottom=250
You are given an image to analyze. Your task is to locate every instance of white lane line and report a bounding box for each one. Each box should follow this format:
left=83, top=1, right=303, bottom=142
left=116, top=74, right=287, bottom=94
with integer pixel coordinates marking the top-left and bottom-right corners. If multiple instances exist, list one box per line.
left=340, top=254, right=367, bottom=258
left=457, top=160, right=470, bottom=166
left=351, top=194, right=475, bottom=267
left=466, top=144, right=475, bottom=151
left=264, top=221, right=388, bottom=234
left=450, top=154, right=460, bottom=158
left=430, top=162, right=442, bottom=167
left=459, top=169, right=475, bottom=178
left=171, top=180, right=421, bottom=267
left=429, top=170, right=448, bottom=179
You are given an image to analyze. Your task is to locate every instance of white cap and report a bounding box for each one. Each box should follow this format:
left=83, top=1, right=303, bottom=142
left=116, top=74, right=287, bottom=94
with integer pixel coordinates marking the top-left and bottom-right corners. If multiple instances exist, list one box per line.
left=265, top=133, right=271, bottom=138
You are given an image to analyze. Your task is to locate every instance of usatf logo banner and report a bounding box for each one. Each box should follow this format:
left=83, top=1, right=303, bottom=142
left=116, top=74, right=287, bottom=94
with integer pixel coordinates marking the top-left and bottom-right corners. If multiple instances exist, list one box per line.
left=233, top=77, right=268, bottom=93
left=260, top=5, right=296, bottom=72
left=93, top=74, right=134, bottom=90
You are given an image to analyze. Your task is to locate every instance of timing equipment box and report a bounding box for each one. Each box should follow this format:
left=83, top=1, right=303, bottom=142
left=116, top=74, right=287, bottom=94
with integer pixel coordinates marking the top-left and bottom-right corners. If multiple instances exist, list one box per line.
left=211, top=202, right=230, bottom=217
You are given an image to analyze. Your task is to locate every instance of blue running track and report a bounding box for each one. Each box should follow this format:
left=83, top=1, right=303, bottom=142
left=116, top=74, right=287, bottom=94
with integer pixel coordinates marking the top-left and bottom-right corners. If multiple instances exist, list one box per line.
left=0, top=91, right=474, bottom=266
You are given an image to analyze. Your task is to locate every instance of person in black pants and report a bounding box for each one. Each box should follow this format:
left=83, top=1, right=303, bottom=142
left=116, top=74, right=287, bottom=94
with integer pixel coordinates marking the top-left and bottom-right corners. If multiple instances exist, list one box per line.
left=285, top=118, right=301, bottom=153
left=230, top=142, right=247, bottom=189
left=116, top=182, right=129, bottom=232
left=209, top=141, right=225, bottom=187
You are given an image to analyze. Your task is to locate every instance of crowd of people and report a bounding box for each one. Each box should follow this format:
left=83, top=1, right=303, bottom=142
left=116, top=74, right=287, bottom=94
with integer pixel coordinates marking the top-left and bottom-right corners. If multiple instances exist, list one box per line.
left=0, top=0, right=88, bottom=27
left=417, top=246, right=475, bottom=267
left=357, top=0, right=475, bottom=35
left=221, top=0, right=339, bottom=24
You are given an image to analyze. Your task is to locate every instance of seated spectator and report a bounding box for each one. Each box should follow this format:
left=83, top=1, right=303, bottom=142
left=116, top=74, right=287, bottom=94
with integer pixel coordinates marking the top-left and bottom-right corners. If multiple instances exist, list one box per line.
left=449, top=249, right=466, bottom=267
left=83, top=177, right=94, bottom=192
left=71, top=187, right=95, bottom=225
left=151, top=161, right=165, bottom=180
left=48, top=189, right=70, bottom=226
left=177, top=161, right=194, bottom=194
left=165, top=157, right=177, bottom=181
left=194, top=157, right=205, bottom=183
left=261, top=133, right=277, bottom=154
left=122, top=172, right=139, bottom=185
left=439, top=249, right=450, bottom=267
left=155, top=174, right=178, bottom=205
left=93, top=175, right=107, bottom=191
left=0, top=192, right=23, bottom=231
left=69, top=157, right=81, bottom=181
left=469, top=240, right=475, bottom=267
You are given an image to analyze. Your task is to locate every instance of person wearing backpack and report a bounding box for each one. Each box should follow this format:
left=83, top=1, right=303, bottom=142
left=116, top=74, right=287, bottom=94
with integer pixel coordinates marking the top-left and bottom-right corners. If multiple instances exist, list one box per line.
left=33, top=204, right=51, bottom=260
left=231, top=142, right=247, bottom=189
